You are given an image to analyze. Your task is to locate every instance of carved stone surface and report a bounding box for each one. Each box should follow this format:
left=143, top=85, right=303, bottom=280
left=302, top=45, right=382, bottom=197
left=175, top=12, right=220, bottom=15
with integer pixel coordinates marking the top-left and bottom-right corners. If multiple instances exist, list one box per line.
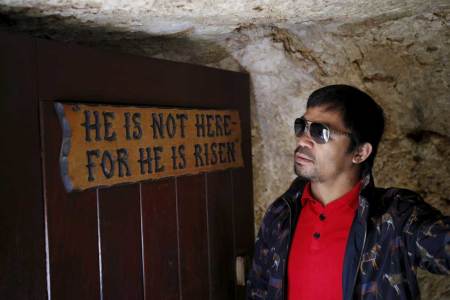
left=2, top=0, right=448, bottom=35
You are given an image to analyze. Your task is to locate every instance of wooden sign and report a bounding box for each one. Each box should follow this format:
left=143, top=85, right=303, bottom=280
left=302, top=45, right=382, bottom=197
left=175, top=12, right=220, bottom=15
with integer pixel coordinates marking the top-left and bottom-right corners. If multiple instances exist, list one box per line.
left=55, top=102, right=244, bottom=192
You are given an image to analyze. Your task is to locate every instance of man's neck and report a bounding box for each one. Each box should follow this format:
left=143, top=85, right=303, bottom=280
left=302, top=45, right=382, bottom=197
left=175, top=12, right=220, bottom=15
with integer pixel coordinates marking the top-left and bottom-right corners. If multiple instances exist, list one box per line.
left=310, top=173, right=360, bottom=206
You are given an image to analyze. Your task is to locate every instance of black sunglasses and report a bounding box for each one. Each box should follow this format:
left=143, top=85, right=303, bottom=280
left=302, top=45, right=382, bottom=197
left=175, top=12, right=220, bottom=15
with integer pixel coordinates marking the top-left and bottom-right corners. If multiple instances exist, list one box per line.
left=294, top=117, right=351, bottom=144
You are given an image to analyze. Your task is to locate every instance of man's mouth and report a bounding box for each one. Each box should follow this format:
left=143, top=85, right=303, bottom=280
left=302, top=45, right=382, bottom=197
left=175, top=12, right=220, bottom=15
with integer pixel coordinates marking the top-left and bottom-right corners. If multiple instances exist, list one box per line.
left=295, top=152, right=314, bottom=164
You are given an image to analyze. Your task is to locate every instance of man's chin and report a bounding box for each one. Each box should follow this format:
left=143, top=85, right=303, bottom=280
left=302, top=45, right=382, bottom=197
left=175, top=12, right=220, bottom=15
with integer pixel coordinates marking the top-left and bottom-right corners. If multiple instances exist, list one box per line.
left=294, top=166, right=308, bottom=178
left=294, top=165, right=316, bottom=180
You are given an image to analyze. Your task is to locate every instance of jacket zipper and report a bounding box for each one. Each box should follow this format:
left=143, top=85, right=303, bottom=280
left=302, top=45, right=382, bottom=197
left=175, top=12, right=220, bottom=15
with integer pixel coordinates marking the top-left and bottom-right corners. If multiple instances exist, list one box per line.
left=349, top=224, right=367, bottom=299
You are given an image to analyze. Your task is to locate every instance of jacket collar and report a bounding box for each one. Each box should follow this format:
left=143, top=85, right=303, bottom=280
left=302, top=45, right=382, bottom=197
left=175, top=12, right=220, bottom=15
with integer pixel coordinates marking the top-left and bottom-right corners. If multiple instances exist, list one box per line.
left=357, top=170, right=375, bottom=224
left=280, top=176, right=308, bottom=206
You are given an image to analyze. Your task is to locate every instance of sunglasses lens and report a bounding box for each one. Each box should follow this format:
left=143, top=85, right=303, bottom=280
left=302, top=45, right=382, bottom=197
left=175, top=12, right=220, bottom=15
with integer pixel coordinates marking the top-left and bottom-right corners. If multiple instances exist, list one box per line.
left=294, top=118, right=306, bottom=137
left=294, top=118, right=331, bottom=143
left=310, top=123, right=330, bottom=144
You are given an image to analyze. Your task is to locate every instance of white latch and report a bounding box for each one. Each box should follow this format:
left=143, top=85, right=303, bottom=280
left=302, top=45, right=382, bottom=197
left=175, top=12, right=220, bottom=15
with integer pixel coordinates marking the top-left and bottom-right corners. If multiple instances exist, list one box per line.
left=236, top=256, right=246, bottom=286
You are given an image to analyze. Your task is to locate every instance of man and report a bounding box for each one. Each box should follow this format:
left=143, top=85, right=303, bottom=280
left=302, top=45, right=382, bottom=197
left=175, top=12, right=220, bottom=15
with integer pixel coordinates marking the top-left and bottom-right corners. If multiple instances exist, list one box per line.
left=246, top=85, right=449, bottom=300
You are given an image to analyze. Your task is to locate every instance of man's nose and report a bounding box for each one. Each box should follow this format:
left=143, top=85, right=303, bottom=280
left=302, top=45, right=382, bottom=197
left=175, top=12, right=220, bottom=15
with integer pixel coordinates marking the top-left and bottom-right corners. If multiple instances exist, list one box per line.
left=296, top=131, right=314, bottom=149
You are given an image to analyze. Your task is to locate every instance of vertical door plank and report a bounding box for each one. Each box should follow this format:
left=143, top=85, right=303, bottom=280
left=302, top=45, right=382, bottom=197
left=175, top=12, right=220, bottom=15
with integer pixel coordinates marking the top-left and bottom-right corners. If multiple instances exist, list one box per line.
left=0, top=31, right=46, bottom=300
left=177, top=175, right=210, bottom=299
left=207, top=171, right=235, bottom=300
left=41, top=101, right=101, bottom=299
left=99, top=184, right=144, bottom=300
left=141, top=178, right=180, bottom=300
left=231, top=169, right=254, bottom=251
left=232, top=168, right=255, bottom=299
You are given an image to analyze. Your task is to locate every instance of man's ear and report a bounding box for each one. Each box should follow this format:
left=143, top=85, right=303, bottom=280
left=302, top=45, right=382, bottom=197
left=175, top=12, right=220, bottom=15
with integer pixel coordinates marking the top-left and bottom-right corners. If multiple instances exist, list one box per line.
left=352, top=142, right=372, bottom=164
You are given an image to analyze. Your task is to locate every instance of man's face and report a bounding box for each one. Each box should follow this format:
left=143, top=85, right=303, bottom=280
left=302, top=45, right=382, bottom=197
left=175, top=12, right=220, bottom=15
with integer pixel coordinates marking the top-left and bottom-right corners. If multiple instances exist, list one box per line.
left=294, top=105, right=356, bottom=183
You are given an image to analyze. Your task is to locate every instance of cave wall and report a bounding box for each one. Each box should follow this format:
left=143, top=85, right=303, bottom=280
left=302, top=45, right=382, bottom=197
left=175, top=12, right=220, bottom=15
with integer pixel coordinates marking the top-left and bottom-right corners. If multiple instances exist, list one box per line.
left=220, top=11, right=450, bottom=225
left=220, top=11, right=450, bottom=298
left=1, top=5, right=449, bottom=299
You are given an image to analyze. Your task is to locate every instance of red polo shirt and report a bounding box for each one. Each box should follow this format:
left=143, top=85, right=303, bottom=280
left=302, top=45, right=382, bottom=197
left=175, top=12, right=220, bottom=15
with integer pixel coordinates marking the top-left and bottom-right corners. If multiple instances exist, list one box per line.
left=287, top=181, right=361, bottom=300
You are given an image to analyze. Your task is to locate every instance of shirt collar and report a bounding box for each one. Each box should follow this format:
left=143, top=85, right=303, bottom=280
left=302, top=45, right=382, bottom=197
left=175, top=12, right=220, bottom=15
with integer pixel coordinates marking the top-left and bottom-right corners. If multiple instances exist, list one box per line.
left=300, top=181, right=362, bottom=211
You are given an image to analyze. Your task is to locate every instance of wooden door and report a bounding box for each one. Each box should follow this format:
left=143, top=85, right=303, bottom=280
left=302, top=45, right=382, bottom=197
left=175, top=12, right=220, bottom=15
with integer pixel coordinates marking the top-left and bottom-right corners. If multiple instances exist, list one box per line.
left=0, top=30, right=254, bottom=300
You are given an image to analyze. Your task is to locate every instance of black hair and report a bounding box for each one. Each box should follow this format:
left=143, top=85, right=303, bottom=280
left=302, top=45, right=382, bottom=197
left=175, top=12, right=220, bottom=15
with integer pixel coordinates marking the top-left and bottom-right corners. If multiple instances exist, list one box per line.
left=306, top=84, right=385, bottom=175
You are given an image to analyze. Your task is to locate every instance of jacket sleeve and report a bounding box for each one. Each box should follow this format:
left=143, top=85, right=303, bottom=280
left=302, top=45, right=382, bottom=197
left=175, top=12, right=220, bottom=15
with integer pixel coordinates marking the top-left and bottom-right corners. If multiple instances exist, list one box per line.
left=403, top=192, right=450, bottom=275
left=246, top=207, right=273, bottom=299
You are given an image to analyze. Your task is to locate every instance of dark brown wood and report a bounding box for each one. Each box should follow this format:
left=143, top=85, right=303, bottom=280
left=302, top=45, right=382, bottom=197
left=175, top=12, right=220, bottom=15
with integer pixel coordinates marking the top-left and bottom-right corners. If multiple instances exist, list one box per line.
left=207, top=171, right=235, bottom=300
left=177, top=174, right=210, bottom=299
left=232, top=168, right=255, bottom=299
left=35, top=38, right=253, bottom=299
left=35, top=38, right=246, bottom=110
left=1, top=29, right=252, bottom=300
left=229, top=64, right=254, bottom=299
left=141, top=178, right=180, bottom=300
left=99, top=184, right=144, bottom=299
left=0, top=30, right=46, bottom=299
left=231, top=168, right=255, bottom=253
left=41, top=101, right=101, bottom=299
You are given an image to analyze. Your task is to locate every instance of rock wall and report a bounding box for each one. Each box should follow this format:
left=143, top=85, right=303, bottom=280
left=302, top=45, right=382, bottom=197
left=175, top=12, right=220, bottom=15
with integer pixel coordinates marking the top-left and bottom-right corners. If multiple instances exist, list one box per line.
left=222, top=10, right=450, bottom=299
left=221, top=10, right=450, bottom=223
left=1, top=5, right=449, bottom=299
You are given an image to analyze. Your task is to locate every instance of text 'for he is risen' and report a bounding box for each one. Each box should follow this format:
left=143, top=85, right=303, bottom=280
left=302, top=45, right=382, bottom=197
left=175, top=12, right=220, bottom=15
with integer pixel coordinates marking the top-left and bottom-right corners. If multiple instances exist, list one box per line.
left=55, top=103, right=244, bottom=192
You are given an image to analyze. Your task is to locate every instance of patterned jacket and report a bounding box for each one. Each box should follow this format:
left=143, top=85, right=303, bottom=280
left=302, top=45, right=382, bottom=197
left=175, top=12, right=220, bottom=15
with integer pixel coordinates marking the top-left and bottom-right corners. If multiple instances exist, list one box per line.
left=246, top=172, right=450, bottom=299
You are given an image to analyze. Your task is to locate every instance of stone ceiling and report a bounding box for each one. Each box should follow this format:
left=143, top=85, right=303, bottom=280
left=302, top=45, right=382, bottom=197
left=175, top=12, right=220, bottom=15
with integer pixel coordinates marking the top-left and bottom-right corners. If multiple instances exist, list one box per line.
left=1, top=0, right=448, bottom=37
